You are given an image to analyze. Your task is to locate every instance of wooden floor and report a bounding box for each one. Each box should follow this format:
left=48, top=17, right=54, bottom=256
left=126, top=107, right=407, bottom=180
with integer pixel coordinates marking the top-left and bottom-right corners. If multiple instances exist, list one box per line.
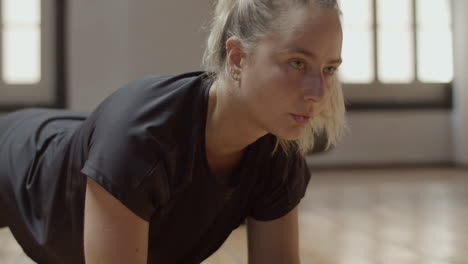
left=1, top=168, right=467, bottom=263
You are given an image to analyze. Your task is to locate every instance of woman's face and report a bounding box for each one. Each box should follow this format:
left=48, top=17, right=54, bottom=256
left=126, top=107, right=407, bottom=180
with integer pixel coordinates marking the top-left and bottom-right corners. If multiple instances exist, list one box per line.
left=238, top=4, right=343, bottom=140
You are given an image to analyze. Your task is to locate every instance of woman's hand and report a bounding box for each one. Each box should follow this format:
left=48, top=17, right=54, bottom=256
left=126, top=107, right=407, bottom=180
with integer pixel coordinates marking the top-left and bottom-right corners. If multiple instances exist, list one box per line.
left=84, top=178, right=149, bottom=264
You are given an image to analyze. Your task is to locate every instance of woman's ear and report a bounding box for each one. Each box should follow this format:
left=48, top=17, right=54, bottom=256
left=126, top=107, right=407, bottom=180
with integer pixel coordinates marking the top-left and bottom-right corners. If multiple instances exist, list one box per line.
left=226, top=37, right=245, bottom=69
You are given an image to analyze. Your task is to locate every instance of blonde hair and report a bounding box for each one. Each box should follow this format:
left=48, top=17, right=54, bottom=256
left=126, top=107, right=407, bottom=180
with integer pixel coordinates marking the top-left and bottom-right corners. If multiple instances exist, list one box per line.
left=202, top=0, right=346, bottom=156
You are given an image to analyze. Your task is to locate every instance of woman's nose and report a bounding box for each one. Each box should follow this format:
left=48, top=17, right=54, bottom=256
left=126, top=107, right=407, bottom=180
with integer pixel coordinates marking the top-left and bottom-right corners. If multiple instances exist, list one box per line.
left=303, top=72, right=327, bottom=103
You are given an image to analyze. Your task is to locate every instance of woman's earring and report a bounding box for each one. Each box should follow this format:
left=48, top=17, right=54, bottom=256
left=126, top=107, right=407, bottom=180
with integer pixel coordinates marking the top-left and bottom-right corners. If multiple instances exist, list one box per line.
left=230, top=68, right=241, bottom=81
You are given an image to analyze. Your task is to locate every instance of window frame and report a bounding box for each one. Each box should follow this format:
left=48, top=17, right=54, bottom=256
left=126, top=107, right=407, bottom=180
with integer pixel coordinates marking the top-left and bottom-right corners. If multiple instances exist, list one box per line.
left=0, top=0, right=66, bottom=112
left=342, top=0, right=453, bottom=110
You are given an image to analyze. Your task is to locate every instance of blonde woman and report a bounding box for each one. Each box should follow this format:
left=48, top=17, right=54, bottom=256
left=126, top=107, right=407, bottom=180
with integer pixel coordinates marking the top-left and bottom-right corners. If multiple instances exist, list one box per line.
left=0, top=0, right=345, bottom=263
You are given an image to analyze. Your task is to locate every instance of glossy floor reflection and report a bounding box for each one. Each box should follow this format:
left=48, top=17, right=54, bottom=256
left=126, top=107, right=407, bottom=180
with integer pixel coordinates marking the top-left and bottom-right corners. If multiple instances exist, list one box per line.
left=1, top=168, right=467, bottom=264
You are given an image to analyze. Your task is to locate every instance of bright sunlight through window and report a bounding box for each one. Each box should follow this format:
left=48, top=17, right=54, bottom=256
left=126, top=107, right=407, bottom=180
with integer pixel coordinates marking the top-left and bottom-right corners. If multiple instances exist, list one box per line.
left=2, top=0, right=41, bottom=84
left=339, top=0, right=453, bottom=84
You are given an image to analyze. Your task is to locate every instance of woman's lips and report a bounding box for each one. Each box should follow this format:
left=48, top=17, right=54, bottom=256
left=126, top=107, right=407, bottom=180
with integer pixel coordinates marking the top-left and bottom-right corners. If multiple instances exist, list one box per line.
left=290, top=113, right=311, bottom=124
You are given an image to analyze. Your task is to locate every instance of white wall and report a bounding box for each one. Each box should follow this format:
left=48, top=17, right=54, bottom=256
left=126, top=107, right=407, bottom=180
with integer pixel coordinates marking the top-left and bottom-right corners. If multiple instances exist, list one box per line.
left=67, top=1, right=467, bottom=166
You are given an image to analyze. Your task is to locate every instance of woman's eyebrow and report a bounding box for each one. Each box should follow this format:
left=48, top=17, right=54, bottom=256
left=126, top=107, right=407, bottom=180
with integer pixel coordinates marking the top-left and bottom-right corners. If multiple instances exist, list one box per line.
left=282, top=46, right=342, bottom=64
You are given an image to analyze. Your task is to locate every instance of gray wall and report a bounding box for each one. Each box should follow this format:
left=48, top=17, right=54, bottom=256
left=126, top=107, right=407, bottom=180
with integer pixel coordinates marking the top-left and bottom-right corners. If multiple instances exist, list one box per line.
left=67, top=0, right=468, bottom=166
left=68, top=0, right=212, bottom=111
left=307, top=110, right=453, bottom=166
left=452, top=0, right=468, bottom=165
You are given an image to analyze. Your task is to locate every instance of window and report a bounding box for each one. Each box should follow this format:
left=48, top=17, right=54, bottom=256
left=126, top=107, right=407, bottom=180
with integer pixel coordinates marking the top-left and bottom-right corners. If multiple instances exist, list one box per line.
left=0, top=0, right=64, bottom=111
left=339, top=0, right=453, bottom=108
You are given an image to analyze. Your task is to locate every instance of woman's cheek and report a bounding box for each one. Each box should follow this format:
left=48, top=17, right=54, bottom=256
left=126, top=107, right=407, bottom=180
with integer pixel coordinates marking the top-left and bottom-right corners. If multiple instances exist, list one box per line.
left=265, top=61, right=287, bottom=81
left=272, top=62, right=297, bottom=84
left=282, top=70, right=303, bottom=93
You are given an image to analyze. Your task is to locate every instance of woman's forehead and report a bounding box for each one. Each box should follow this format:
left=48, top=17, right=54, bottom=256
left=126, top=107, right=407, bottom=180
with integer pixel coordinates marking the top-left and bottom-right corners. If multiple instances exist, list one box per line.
left=261, top=6, right=342, bottom=57
left=276, top=4, right=342, bottom=38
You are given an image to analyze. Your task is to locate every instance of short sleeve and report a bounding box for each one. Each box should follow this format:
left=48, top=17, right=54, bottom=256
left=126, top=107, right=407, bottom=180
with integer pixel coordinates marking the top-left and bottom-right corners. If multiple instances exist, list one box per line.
left=248, top=151, right=312, bottom=221
left=80, top=78, right=170, bottom=221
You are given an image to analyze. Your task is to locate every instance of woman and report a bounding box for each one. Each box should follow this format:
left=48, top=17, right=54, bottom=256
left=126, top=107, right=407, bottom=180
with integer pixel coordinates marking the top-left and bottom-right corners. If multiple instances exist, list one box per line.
left=0, top=0, right=345, bottom=263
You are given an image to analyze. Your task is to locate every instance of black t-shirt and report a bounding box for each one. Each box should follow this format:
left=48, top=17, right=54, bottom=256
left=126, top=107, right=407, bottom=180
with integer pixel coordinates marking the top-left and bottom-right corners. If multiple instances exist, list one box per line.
left=0, top=71, right=311, bottom=264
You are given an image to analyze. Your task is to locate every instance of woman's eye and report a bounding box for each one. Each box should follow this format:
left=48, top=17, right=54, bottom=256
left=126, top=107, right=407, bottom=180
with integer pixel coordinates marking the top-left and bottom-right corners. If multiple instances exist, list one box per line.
left=324, top=66, right=337, bottom=75
left=289, top=59, right=306, bottom=70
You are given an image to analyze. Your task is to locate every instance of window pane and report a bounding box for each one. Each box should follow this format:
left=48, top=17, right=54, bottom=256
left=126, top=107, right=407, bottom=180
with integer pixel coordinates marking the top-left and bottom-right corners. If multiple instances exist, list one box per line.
left=3, top=27, right=41, bottom=84
left=377, top=0, right=412, bottom=27
left=340, top=0, right=372, bottom=25
left=339, top=0, right=374, bottom=83
left=378, top=31, right=414, bottom=83
left=377, top=0, right=414, bottom=83
left=2, top=0, right=40, bottom=25
left=417, top=0, right=451, bottom=27
left=418, top=31, right=453, bottom=83
left=417, top=0, right=453, bottom=83
left=2, top=0, right=42, bottom=84
left=340, top=31, right=374, bottom=83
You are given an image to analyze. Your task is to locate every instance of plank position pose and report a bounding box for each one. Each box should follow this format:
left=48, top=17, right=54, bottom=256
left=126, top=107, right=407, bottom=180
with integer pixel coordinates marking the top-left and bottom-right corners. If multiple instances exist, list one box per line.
left=0, top=0, right=345, bottom=263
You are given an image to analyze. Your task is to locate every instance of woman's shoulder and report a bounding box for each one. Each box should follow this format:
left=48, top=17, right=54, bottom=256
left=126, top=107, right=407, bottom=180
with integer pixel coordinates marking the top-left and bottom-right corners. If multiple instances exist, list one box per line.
left=83, top=71, right=210, bottom=144
left=98, top=71, right=209, bottom=110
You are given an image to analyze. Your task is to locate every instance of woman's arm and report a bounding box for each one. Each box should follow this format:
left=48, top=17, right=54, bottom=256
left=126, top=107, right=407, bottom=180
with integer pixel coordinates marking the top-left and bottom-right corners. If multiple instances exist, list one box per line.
left=247, top=206, right=301, bottom=264
left=84, top=177, right=149, bottom=264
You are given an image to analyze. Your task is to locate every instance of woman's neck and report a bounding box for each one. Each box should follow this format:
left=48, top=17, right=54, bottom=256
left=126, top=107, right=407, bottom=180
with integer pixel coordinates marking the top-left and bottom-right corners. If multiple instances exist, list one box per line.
left=205, top=79, right=267, bottom=159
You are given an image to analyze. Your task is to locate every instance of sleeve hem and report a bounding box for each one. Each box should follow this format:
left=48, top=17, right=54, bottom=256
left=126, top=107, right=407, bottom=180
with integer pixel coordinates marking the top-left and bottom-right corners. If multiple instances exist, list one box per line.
left=249, top=193, right=305, bottom=222
left=81, top=164, right=152, bottom=222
